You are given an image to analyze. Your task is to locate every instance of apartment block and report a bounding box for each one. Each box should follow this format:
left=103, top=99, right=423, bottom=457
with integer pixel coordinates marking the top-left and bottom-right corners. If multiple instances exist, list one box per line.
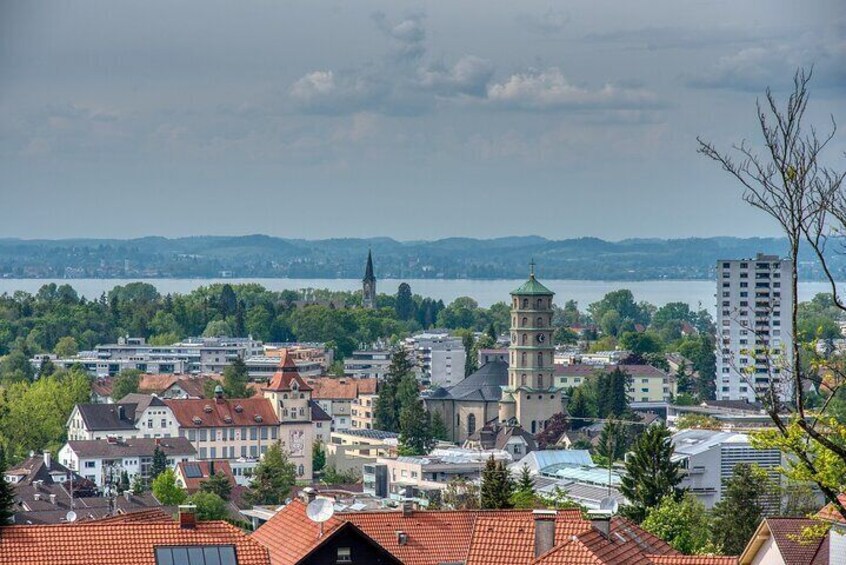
left=716, top=254, right=793, bottom=402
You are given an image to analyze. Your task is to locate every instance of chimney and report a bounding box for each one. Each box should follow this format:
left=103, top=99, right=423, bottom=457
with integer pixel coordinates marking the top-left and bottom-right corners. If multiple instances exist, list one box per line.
left=300, top=487, right=316, bottom=504
left=208, top=460, right=215, bottom=476
left=49, top=493, right=57, bottom=505
left=178, top=504, right=197, bottom=529
left=533, top=509, right=556, bottom=557
left=43, top=451, right=51, bottom=470
left=124, top=490, right=131, bottom=502
left=33, top=493, right=41, bottom=501
left=588, top=510, right=612, bottom=539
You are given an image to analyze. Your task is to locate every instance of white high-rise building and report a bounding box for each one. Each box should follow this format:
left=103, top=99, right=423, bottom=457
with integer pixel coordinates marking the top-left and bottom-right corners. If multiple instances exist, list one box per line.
left=715, top=253, right=793, bottom=402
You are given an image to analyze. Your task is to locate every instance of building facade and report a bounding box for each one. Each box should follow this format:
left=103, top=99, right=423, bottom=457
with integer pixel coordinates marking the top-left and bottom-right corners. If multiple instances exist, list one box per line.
left=715, top=254, right=793, bottom=402
left=498, top=268, right=564, bottom=434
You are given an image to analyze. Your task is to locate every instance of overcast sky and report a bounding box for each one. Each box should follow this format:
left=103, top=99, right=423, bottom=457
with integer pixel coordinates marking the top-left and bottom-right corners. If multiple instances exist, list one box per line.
left=1, top=0, right=844, bottom=241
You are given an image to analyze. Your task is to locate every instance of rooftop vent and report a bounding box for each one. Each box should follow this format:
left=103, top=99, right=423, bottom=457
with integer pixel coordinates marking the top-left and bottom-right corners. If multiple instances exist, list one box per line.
left=223, top=416, right=233, bottom=424
left=234, top=405, right=244, bottom=413
left=254, top=415, right=263, bottom=423
left=192, top=416, right=203, bottom=425
left=203, top=405, right=213, bottom=413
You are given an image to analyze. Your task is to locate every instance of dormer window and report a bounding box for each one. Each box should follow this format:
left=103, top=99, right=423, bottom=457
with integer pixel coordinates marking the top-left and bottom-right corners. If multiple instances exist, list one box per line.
left=292, top=382, right=298, bottom=391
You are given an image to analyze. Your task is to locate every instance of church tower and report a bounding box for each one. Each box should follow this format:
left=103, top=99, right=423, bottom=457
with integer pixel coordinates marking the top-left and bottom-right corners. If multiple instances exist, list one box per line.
left=498, top=263, right=562, bottom=434
left=362, top=250, right=376, bottom=309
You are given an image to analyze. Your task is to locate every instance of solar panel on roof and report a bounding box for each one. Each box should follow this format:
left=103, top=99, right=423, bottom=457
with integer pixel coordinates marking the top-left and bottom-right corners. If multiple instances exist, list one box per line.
left=154, top=546, right=236, bottom=565
left=183, top=463, right=203, bottom=479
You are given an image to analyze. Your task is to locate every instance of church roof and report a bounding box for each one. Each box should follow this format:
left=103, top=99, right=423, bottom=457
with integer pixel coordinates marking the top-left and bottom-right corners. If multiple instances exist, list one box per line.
left=441, top=361, right=509, bottom=402
left=363, top=250, right=375, bottom=282
left=511, top=274, right=553, bottom=296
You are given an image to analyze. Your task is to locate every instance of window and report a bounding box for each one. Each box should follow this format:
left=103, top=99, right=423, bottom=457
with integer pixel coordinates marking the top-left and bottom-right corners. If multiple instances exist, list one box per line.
left=84, top=461, right=95, bottom=469
left=337, top=547, right=352, bottom=563
left=467, top=413, right=476, bottom=435
left=522, top=298, right=528, bottom=308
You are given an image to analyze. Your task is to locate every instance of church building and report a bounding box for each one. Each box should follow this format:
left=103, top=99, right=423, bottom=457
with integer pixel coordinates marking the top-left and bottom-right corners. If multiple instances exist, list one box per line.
left=362, top=250, right=376, bottom=309
left=424, top=265, right=564, bottom=442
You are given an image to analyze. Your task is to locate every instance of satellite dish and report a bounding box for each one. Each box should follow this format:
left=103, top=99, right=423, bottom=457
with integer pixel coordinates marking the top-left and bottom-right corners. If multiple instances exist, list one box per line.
left=66, top=510, right=77, bottom=523
left=306, top=498, right=335, bottom=523
left=599, top=497, right=619, bottom=515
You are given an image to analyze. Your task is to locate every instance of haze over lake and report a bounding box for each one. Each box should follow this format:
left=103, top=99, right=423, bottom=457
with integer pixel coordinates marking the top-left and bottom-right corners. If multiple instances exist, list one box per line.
left=0, top=278, right=840, bottom=312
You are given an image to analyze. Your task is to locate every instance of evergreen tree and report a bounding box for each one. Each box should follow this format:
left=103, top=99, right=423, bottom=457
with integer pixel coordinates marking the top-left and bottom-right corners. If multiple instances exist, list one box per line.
left=119, top=470, right=130, bottom=494
left=222, top=357, right=250, bottom=398
left=219, top=284, right=238, bottom=318
left=38, top=356, right=56, bottom=379
left=313, top=440, right=326, bottom=474
left=150, top=446, right=168, bottom=480
left=151, top=468, right=187, bottom=505
left=480, top=456, right=514, bottom=509
left=597, top=368, right=629, bottom=417
left=486, top=322, right=498, bottom=343
left=511, top=464, right=537, bottom=509
left=431, top=411, right=449, bottom=441
left=567, top=387, right=592, bottom=430
left=596, top=419, right=627, bottom=462
left=245, top=442, right=296, bottom=505
left=711, top=464, right=772, bottom=555
left=642, top=493, right=711, bottom=554
left=374, top=349, right=414, bottom=432
left=131, top=473, right=147, bottom=494
left=396, top=283, right=414, bottom=321
left=620, top=424, right=682, bottom=523
left=187, top=491, right=228, bottom=521
left=462, top=333, right=478, bottom=377
left=398, top=399, right=435, bottom=456
left=0, top=446, right=16, bottom=524
left=200, top=470, right=232, bottom=501
left=516, top=464, right=534, bottom=493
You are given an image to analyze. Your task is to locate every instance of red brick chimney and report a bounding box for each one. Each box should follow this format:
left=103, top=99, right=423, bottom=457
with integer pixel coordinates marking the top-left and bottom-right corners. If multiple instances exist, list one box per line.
left=178, top=505, right=197, bottom=529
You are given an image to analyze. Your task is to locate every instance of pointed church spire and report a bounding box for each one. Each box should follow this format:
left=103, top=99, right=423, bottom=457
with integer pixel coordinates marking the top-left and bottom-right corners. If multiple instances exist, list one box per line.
left=364, top=249, right=375, bottom=282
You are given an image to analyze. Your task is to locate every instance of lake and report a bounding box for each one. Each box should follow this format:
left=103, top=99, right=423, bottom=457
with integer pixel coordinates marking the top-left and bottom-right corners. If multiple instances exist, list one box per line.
left=0, top=278, right=840, bottom=312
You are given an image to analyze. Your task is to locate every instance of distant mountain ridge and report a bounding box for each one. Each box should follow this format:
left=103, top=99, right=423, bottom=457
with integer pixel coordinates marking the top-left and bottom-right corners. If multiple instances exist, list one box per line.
left=0, top=235, right=841, bottom=281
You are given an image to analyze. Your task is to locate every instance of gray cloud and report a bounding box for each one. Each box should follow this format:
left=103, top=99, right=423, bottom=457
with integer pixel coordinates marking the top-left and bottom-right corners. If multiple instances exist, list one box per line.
left=516, top=8, right=569, bottom=35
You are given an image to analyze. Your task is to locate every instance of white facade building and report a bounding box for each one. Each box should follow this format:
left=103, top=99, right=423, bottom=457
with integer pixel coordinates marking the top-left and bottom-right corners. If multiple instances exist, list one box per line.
left=716, top=254, right=794, bottom=402
left=66, top=395, right=180, bottom=441
left=405, top=331, right=466, bottom=387
left=671, top=429, right=783, bottom=509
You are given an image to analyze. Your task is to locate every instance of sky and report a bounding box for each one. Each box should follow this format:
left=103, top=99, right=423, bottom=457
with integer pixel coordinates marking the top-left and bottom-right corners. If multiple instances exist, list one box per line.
left=1, top=0, right=844, bottom=241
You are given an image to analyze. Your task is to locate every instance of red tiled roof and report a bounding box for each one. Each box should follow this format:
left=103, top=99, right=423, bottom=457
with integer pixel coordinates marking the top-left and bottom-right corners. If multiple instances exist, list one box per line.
left=175, top=460, right=236, bottom=493
left=253, top=501, right=586, bottom=565
left=764, top=517, right=828, bottom=565
left=165, top=397, right=279, bottom=428
left=648, top=556, right=737, bottom=564
left=0, top=520, right=270, bottom=565
left=264, top=351, right=313, bottom=393
left=466, top=514, right=592, bottom=565
left=138, top=374, right=179, bottom=394
left=816, top=493, right=846, bottom=524
left=306, top=377, right=378, bottom=400
left=87, top=508, right=174, bottom=524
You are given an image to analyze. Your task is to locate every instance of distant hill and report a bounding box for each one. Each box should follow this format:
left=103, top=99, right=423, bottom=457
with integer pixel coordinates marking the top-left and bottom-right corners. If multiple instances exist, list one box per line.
left=0, top=235, right=841, bottom=281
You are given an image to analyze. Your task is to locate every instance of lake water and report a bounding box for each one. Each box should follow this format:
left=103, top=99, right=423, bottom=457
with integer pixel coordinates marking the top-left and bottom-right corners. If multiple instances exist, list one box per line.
left=0, top=278, right=840, bottom=312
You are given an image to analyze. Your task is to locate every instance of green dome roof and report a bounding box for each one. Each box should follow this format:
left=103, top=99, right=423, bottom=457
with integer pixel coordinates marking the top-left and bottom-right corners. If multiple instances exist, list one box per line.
left=511, top=274, right=554, bottom=296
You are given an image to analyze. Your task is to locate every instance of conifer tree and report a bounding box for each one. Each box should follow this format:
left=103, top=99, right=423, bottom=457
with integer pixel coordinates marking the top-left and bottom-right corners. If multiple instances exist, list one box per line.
left=567, top=387, right=592, bottom=430
left=200, top=471, right=233, bottom=501
left=150, top=446, right=168, bottom=480
left=398, top=399, right=435, bottom=456
left=222, top=356, right=250, bottom=398
left=0, top=446, right=16, bottom=524
left=245, top=442, right=296, bottom=505
left=711, top=464, right=772, bottom=554
left=620, top=424, right=682, bottom=523
left=480, top=456, right=514, bottom=509
left=430, top=411, right=449, bottom=441
left=374, top=348, right=414, bottom=432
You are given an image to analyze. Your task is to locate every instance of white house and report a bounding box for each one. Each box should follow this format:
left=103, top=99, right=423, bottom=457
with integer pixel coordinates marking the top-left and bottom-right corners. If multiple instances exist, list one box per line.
left=59, top=437, right=196, bottom=489
left=66, top=394, right=179, bottom=441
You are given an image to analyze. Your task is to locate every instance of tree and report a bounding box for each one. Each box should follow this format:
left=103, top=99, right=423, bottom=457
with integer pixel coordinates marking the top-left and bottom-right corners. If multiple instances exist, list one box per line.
left=119, top=470, right=130, bottom=494
left=596, top=368, right=629, bottom=418
left=222, top=357, right=250, bottom=398
left=535, top=412, right=569, bottom=449
left=642, top=493, right=711, bottom=554
left=37, top=356, right=56, bottom=378
left=321, top=465, right=361, bottom=485
left=511, top=464, right=538, bottom=508
left=443, top=477, right=480, bottom=510
left=396, top=283, right=415, bottom=321
left=462, top=332, right=478, bottom=377
left=676, top=413, right=721, bottom=430
left=0, top=446, right=16, bottom=524
left=596, top=419, right=628, bottom=462
left=567, top=387, right=593, bottom=430
left=480, top=456, right=514, bottom=509
left=131, top=473, right=147, bottom=494
left=188, top=491, right=229, bottom=521
left=374, top=348, right=414, bottom=432
left=620, top=425, right=682, bottom=523
left=150, top=446, right=168, bottom=481
left=711, top=464, right=772, bottom=555
left=111, top=369, right=141, bottom=401
left=53, top=336, right=79, bottom=358
left=398, top=399, right=435, bottom=456
left=699, top=68, right=846, bottom=520
left=313, top=440, right=326, bottom=475
left=200, top=471, right=232, bottom=501
left=152, top=468, right=187, bottom=505
left=245, top=442, right=296, bottom=505
left=431, top=411, right=449, bottom=441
